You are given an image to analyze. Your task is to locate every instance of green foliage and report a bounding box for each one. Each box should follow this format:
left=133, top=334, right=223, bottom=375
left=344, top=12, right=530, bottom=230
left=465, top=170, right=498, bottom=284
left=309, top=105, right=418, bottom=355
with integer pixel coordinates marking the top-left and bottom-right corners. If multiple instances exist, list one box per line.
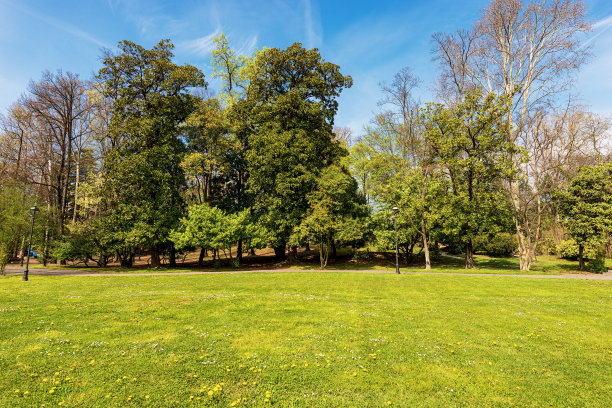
left=244, top=43, right=352, bottom=250
left=587, top=256, right=607, bottom=274
left=473, top=233, right=514, bottom=257
left=556, top=162, right=612, bottom=268
left=171, top=203, right=251, bottom=259
left=52, top=223, right=114, bottom=267
left=353, top=247, right=372, bottom=261
left=537, top=237, right=558, bottom=256
left=210, top=33, right=251, bottom=106
left=294, top=164, right=369, bottom=267
left=556, top=239, right=597, bottom=261
left=0, top=185, right=33, bottom=274
left=96, top=39, right=205, bottom=264
left=423, top=89, right=517, bottom=266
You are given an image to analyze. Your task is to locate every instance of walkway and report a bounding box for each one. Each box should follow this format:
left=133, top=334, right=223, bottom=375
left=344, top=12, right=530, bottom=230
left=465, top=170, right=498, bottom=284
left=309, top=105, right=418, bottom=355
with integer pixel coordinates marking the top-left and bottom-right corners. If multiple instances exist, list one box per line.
left=4, top=266, right=611, bottom=280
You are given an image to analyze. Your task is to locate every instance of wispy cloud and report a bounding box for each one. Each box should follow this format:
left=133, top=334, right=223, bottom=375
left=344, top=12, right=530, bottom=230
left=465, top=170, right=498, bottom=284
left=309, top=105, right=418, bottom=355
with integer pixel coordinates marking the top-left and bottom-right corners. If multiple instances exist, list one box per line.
left=581, top=13, right=612, bottom=49
left=302, top=0, right=321, bottom=48
left=3, top=0, right=110, bottom=48
left=183, top=27, right=222, bottom=57
left=236, top=35, right=258, bottom=56
left=593, top=14, right=612, bottom=29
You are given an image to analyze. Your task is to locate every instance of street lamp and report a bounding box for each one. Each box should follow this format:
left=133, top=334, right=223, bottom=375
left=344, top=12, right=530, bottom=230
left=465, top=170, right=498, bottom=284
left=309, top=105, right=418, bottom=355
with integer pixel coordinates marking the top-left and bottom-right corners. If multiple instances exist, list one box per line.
left=392, top=206, right=399, bottom=274
left=22, top=205, right=40, bottom=282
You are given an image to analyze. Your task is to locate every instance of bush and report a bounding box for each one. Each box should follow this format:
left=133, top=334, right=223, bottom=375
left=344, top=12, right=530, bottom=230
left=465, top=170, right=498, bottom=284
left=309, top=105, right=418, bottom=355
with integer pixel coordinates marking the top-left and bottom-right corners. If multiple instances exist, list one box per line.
left=473, top=233, right=513, bottom=256
left=557, top=239, right=597, bottom=260
left=353, top=247, right=371, bottom=261
left=537, top=237, right=557, bottom=256
left=587, top=256, right=608, bottom=274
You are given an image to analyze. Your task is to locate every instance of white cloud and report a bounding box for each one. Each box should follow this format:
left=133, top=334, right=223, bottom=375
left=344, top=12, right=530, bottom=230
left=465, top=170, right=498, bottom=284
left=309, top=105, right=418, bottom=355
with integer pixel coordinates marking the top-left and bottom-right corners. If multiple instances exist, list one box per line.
left=182, top=28, right=222, bottom=57
left=236, top=35, right=258, bottom=56
left=302, top=0, right=322, bottom=48
left=593, top=14, right=612, bottom=29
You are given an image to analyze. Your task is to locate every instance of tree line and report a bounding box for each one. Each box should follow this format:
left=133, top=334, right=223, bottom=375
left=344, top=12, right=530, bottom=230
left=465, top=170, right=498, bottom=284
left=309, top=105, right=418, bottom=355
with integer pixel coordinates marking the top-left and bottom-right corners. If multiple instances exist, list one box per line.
left=1, top=0, right=610, bottom=274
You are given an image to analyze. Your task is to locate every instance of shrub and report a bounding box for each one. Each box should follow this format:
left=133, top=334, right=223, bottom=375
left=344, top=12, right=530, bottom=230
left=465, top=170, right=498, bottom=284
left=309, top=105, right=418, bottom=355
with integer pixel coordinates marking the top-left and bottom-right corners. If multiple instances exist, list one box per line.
left=473, top=233, right=513, bottom=256
left=587, top=256, right=607, bottom=274
left=557, top=239, right=597, bottom=260
left=353, top=247, right=371, bottom=261
left=537, top=237, right=557, bottom=256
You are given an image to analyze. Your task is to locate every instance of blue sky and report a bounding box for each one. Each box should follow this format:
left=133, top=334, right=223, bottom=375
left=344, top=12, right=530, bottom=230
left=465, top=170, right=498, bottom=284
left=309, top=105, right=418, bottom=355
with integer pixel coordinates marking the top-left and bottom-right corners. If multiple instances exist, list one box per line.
left=2, top=0, right=612, bottom=135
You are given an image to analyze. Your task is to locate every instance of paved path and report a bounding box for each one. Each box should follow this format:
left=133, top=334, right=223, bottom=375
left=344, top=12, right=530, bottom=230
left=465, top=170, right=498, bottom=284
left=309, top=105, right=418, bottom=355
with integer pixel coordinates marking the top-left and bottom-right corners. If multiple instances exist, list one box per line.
left=4, top=266, right=611, bottom=280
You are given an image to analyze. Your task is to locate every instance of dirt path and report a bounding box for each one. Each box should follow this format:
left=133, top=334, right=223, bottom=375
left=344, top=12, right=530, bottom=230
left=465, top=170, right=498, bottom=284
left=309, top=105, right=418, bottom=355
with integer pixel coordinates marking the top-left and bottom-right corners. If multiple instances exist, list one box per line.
left=3, top=266, right=611, bottom=280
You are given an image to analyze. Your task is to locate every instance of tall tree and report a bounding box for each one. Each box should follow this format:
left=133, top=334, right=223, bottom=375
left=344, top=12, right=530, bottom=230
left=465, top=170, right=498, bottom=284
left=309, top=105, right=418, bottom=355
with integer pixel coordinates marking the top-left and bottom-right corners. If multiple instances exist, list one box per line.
left=433, top=0, right=592, bottom=270
left=425, top=89, right=517, bottom=268
left=294, top=164, right=368, bottom=268
left=96, top=39, right=205, bottom=267
left=556, top=162, right=612, bottom=270
left=244, top=43, right=352, bottom=260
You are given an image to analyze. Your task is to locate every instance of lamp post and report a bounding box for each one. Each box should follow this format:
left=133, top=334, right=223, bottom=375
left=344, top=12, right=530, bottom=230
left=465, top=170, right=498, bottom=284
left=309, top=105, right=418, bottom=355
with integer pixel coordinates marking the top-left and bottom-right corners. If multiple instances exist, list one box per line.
left=22, top=205, right=39, bottom=282
left=392, top=206, right=399, bottom=274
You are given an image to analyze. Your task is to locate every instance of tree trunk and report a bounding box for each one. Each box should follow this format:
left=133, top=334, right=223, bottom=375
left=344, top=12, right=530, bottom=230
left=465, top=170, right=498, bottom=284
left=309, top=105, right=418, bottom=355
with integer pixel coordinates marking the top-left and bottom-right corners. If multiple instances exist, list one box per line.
left=150, top=245, right=161, bottom=268
left=331, top=239, right=337, bottom=259
left=288, top=245, right=298, bottom=264
left=72, top=158, right=80, bottom=224
left=578, top=244, right=585, bottom=271
left=305, top=242, right=310, bottom=251
left=274, top=244, right=286, bottom=261
left=319, top=239, right=329, bottom=269
left=422, top=233, right=431, bottom=270
left=465, top=239, right=475, bottom=269
left=19, top=236, right=25, bottom=267
left=237, top=239, right=243, bottom=262
left=120, top=253, right=134, bottom=268
left=169, top=246, right=176, bottom=267
left=198, top=248, right=205, bottom=267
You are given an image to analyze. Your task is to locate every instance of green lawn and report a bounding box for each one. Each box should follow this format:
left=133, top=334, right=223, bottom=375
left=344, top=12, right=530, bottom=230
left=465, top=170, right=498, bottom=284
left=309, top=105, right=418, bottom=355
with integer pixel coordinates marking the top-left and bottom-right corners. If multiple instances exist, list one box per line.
left=1, top=273, right=610, bottom=407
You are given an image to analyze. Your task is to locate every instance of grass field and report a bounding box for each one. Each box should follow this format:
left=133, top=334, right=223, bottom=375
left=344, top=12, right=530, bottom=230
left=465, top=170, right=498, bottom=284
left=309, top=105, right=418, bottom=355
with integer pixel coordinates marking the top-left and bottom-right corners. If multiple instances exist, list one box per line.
left=1, top=272, right=611, bottom=407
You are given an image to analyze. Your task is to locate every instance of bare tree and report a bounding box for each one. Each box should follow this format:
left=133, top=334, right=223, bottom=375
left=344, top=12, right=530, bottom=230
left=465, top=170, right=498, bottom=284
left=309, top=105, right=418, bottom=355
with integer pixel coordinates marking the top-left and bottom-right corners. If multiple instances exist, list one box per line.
left=433, top=0, right=592, bottom=270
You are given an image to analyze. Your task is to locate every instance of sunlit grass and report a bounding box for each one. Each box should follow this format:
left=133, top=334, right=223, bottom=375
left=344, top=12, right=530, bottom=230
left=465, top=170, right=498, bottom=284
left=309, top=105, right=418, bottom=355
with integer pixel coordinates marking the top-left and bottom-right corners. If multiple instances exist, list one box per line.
left=1, top=273, right=610, bottom=407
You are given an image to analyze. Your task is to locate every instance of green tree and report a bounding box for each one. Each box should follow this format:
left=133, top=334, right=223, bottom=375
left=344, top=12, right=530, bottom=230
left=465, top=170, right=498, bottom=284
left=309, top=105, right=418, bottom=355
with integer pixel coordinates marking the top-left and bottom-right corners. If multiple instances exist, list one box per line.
left=170, top=203, right=250, bottom=266
left=425, top=89, right=517, bottom=268
left=0, top=185, right=33, bottom=274
left=556, top=162, right=612, bottom=271
left=96, top=39, right=205, bottom=267
left=244, top=43, right=352, bottom=260
left=294, top=165, right=369, bottom=268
